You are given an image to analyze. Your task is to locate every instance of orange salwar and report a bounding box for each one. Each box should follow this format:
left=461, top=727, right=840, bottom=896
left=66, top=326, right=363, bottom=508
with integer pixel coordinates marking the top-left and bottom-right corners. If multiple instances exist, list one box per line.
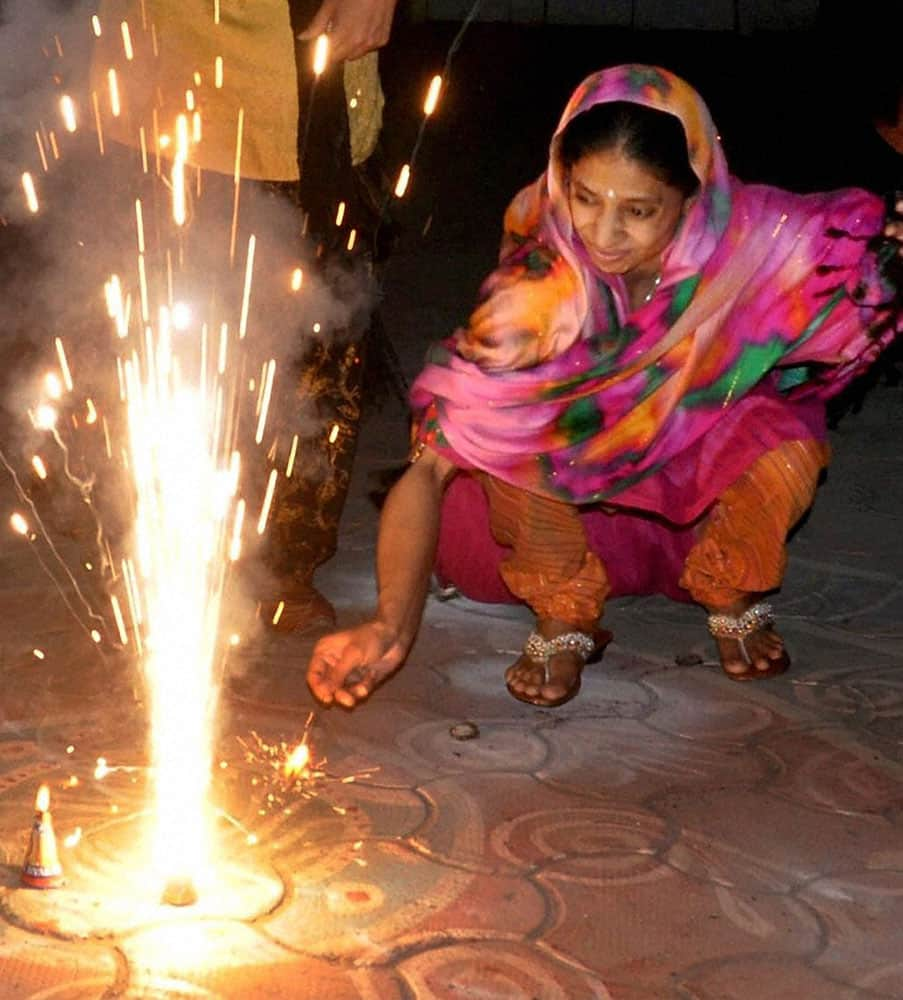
left=481, top=438, right=830, bottom=625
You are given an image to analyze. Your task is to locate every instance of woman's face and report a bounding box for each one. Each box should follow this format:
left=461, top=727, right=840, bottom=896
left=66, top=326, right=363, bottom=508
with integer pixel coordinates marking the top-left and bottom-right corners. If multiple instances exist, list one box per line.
left=566, top=146, right=686, bottom=277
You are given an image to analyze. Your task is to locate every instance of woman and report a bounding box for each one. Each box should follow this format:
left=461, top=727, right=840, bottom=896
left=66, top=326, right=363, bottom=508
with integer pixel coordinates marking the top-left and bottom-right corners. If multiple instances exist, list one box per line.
left=307, top=64, right=902, bottom=709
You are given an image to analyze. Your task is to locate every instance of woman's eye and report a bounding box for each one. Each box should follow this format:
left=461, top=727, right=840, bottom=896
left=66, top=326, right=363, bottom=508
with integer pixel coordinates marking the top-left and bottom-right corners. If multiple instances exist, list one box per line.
left=627, top=205, right=654, bottom=219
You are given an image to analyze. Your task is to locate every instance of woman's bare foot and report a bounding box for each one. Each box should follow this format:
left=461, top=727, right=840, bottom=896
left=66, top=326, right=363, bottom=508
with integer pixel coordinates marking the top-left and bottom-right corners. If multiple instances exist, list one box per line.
left=707, top=598, right=789, bottom=680
left=505, top=620, right=611, bottom=707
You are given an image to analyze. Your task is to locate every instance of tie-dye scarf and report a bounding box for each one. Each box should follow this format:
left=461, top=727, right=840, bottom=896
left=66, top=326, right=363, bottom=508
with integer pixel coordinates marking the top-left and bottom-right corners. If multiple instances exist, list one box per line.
left=411, top=65, right=900, bottom=521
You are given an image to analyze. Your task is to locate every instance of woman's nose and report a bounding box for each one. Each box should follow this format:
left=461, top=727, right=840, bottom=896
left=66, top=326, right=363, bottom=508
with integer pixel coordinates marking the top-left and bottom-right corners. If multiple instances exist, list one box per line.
left=592, top=207, right=622, bottom=246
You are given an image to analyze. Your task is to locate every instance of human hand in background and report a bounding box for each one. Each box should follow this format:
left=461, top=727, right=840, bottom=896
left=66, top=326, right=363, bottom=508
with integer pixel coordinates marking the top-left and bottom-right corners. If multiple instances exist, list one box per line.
left=307, top=619, right=406, bottom=708
left=298, top=0, right=399, bottom=63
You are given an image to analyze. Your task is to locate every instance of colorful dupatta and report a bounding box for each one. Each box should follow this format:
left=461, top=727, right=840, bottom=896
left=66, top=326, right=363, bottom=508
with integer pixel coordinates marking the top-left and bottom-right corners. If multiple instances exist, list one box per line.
left=411, top=65, right=900, bottom=522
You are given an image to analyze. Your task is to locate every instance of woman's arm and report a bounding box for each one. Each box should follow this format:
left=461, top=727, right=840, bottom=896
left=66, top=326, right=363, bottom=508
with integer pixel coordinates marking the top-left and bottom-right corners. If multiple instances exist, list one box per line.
left=306, top=446, right=456, bottom=708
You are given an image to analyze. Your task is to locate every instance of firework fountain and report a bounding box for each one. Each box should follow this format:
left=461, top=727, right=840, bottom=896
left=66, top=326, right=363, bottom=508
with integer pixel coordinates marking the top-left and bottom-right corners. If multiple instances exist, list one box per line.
left=3, top=0, right=454, bottom=912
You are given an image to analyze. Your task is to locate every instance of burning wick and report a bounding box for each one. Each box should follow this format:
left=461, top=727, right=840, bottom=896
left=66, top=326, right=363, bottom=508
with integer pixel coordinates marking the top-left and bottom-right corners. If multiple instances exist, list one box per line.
left=21, top=784, right=65, bottom=888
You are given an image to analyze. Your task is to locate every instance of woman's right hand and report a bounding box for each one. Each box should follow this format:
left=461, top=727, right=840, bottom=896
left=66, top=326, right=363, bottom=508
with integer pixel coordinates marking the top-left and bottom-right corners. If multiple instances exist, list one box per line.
left=306, top=620, right=407, bottom=708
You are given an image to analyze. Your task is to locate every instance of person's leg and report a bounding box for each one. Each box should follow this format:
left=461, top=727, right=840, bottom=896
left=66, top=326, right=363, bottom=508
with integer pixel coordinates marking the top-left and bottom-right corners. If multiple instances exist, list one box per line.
left=260, top=4, right=395, bottom=631
left=482, top=475, right=611, bottom=705
left=679, top=438, right=830, bottom=678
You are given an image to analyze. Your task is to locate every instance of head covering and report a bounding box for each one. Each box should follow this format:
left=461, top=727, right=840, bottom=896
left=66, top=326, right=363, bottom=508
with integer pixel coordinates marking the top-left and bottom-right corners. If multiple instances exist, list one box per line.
left=411, top=65, right=900, bottom=521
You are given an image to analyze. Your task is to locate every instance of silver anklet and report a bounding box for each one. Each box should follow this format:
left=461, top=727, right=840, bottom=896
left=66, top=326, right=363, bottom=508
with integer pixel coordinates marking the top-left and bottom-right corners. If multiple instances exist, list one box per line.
left=524, top=631, right=596, bottom=683
left=707, top=601, right=774, bottom=640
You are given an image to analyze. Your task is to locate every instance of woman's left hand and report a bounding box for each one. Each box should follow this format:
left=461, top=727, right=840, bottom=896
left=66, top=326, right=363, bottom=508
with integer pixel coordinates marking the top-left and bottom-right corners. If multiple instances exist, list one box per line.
left=885, top=198, right=903, bottom=257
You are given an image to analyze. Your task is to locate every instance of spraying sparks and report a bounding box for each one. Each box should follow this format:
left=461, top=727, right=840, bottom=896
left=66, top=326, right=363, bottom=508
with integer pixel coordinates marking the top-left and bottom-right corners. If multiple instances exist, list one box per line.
left=312, top=34, right=329, bottom=77
left=424, top=74, right=443, bottom=116
left=7, top=0, right=452, bottom=908
left=10, top=513, right=29, bottom=536
left=394, top=163, right=411, bottom=198
left=33, top=404, right=58, bottom=430
left=22, top=172, right=39, bottom=213
left=107, top=68, right=121, bottom=117
left=120, top=21, right=134, bottom=61
left=60, top=95, right=78, bottom=133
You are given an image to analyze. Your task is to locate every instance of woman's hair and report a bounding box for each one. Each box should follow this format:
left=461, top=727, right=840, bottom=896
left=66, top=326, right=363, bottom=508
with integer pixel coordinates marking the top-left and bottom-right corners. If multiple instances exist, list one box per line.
left=558, top=101, right=699, bottom=198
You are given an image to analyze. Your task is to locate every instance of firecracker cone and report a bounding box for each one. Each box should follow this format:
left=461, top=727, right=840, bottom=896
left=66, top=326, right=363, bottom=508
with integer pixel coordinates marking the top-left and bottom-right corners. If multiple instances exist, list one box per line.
left=21, top=785, right=64, bottom=889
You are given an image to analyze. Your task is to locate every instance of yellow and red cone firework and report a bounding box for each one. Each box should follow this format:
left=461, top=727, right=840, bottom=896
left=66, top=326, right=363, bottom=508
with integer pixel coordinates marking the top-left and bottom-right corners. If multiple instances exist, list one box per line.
left=21, top=784, right=64, bottom=889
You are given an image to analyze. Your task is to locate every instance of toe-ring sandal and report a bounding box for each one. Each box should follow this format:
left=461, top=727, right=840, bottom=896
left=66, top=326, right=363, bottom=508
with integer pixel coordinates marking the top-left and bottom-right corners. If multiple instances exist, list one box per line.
left=706, top=601, right=789, bottom=681
left=507, top=628, right=613, bottom=707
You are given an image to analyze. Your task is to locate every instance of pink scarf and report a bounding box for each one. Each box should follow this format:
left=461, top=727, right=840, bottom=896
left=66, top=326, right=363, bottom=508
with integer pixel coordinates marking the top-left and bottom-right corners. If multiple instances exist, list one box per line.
left=411, top=65, right=900, bottom=521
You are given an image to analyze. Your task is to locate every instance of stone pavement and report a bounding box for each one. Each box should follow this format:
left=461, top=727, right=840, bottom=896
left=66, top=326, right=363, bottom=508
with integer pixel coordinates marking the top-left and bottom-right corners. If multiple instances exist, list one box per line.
left=2, top=19, right=903, bottom=1000
left=1, top=341, right=902, bottom=1000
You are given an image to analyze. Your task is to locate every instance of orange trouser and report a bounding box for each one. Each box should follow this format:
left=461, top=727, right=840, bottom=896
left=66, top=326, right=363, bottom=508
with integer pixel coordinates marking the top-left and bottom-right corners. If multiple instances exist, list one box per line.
left=481, top=439, right=830, bottom=626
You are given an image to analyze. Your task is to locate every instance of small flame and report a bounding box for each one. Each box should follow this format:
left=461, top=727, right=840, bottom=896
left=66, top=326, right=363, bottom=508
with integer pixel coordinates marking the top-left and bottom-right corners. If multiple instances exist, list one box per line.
left=215, top=56, right=224, bottom=89
left=64, top=827, right=82, bottom=848
left=290, top=267, right=303, bottom=292
left=335, top=201, right=346, bottom=227
left=91, top=14, right=102, bottom=37
left=31, top=455, right=48, bottom=479
left=94, top=757, right=110, bottom=780
left=328, top=423, right=340, bottom=445
left=35, top=784, right=50, bottom=812
left=32, top=648, right=45, bottom=660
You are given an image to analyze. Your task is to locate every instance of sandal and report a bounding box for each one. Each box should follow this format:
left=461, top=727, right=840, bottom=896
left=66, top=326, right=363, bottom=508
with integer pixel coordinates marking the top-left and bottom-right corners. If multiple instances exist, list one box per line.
left=706, top=601, right=789, bottom=681
left=506, top=628, right=613, bottom=707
